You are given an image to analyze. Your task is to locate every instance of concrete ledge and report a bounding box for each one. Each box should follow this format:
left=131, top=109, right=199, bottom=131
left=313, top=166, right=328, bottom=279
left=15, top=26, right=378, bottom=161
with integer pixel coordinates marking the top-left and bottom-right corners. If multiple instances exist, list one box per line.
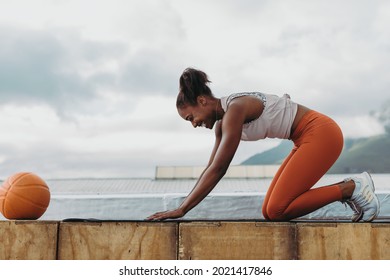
left=155, top=165, right=279, bottom=179
left=1, top=220, right=390, bottom=260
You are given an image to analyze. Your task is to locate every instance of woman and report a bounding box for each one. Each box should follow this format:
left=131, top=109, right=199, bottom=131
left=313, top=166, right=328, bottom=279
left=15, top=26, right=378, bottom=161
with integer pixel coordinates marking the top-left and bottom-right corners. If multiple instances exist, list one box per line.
left=147, top=68, right=380, bottom=222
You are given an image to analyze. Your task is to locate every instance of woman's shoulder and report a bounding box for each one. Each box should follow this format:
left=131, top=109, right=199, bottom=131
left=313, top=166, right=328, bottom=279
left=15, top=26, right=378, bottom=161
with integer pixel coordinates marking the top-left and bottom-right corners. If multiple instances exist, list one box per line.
left=226, top=92, right=266, bottom=103
left=221, top=92, right=266, bottom=111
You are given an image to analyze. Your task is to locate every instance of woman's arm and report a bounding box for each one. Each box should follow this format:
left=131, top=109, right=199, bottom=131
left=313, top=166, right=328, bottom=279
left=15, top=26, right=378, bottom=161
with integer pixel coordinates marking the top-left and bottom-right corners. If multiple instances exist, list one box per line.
left=146, top=102, right=246, bottom=221
left=195, top=120, right=222, bottom=181
left=177, top=103, right=245, bottom=214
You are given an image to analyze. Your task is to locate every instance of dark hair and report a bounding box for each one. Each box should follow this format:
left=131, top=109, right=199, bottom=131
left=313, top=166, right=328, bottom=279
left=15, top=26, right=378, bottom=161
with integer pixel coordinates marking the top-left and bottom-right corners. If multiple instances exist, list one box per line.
left=176, top=68, right=213, bottom=108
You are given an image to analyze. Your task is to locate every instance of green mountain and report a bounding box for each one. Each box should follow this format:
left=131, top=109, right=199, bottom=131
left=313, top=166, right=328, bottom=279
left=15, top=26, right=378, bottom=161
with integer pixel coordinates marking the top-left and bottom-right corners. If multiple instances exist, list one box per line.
left=241, top=134, right=390, bottom=174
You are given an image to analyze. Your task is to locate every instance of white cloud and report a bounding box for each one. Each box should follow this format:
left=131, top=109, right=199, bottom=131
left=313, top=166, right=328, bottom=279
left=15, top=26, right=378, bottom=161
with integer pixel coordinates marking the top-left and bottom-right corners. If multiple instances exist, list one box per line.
left=336, top=114, right=385, bottom=139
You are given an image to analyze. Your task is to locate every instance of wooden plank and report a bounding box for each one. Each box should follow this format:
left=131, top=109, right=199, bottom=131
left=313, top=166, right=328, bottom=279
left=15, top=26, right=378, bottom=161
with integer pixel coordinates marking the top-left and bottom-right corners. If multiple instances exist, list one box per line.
left=297, top=223, right=390, bottom=259
left=369, top=223, right=390, bottom=259
left=0, top=221, right=58, bottom=260
left=58, top=222, right=177, bottom=260
left=179, top=222, right=296, bottom=260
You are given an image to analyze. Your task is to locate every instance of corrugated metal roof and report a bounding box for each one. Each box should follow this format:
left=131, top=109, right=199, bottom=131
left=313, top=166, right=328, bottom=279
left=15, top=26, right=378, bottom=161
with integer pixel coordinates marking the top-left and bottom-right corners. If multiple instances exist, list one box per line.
left=43, top=173, right=390, bottom=195
left=2, top=173, right=389, bottom=196
left=46, top=177, right=272, bottom=195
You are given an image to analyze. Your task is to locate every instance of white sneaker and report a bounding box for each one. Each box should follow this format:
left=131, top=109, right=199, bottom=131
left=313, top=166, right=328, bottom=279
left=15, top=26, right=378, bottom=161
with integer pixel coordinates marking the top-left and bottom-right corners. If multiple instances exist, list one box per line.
left=350, top=172, right=380, bottom=222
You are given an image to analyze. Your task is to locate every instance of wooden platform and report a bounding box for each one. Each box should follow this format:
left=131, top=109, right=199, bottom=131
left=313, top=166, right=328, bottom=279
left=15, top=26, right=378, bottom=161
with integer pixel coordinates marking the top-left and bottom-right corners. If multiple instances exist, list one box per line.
left=1, top=220, right=389, bottom=260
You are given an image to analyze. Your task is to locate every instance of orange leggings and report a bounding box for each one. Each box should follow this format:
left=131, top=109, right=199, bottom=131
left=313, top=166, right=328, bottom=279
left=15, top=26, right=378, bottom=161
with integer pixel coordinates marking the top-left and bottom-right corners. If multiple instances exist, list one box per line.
left=262, top=110, right=344, bottom=221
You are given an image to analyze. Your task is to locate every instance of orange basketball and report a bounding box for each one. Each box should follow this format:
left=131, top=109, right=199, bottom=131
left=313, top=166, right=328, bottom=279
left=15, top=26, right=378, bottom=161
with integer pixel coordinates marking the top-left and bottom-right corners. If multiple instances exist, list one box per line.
left=0, top=172, right=50, bottom=220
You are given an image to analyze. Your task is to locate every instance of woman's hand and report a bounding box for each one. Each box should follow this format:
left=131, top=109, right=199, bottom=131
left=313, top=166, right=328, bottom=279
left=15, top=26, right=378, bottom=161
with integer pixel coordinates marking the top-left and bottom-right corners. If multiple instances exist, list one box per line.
left=146, top=208, right=185, bottom=221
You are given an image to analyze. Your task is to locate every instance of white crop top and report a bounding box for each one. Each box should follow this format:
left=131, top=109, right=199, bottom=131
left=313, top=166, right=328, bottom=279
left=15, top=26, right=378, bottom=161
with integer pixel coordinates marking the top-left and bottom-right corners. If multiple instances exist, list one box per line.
left=220, top=92, right=298, bottom=141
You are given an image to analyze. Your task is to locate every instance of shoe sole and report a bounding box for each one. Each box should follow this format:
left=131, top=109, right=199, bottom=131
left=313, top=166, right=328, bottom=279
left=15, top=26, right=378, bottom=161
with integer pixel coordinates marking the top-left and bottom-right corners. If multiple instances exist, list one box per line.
left=361, top=172, right=380, bottom=222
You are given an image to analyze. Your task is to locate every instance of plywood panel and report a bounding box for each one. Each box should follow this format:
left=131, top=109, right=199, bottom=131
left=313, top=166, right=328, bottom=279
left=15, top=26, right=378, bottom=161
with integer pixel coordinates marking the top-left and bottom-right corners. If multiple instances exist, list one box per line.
left=0, top=221, right=58, bottom=260
left=2, top=221, right=388, bottom=260
left=370, top=223, right=390, bottom=259
left=297, top=223, right=390, bottom=259
left=58, top=222, right=177, bottom=260
left=179, top=222, right=296, bottom=260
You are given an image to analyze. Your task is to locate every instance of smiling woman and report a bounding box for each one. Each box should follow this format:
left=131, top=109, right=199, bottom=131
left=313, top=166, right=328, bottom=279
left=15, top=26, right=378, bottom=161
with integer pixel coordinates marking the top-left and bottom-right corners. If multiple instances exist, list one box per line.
left=147, top=67, right=381, bottom=223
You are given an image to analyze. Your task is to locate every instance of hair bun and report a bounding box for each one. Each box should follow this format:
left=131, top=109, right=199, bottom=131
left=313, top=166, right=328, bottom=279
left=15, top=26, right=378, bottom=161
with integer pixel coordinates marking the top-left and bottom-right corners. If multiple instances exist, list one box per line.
left=177, top=67, right=213, bottom=108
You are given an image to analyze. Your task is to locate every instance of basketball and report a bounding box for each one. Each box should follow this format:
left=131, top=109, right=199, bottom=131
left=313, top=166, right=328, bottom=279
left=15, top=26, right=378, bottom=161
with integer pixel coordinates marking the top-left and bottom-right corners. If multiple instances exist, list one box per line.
left=0, top=172, right=50, bottom=220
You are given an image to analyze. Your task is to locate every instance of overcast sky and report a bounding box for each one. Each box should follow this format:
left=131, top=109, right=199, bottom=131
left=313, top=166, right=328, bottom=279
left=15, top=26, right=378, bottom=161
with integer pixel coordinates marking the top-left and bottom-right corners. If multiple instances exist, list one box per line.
left=0, top=0, right=389, bottom=179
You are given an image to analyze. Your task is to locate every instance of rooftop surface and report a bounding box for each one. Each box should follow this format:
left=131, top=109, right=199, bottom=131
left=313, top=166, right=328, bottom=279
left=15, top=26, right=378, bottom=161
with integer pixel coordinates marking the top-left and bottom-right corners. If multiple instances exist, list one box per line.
left=1, top=166, right=389, bottom=221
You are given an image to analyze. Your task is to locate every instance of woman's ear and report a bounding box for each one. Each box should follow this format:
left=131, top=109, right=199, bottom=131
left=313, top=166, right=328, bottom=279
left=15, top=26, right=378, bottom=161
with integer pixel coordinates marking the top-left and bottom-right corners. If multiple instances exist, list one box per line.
left=197, top=96, right=207, bottom=106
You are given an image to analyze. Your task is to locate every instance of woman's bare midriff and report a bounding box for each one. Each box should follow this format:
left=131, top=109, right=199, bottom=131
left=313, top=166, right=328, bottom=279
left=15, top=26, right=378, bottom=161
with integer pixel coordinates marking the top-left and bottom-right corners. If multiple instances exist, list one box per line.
left=291, top=104, right=311, bottom=135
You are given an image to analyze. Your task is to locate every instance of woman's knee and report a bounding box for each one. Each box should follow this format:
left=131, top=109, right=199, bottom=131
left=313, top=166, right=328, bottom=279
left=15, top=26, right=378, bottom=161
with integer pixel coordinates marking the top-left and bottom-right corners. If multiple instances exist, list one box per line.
left=262, top=203, right=270, bottom=220
left=265, top=204, right=290, bottom=221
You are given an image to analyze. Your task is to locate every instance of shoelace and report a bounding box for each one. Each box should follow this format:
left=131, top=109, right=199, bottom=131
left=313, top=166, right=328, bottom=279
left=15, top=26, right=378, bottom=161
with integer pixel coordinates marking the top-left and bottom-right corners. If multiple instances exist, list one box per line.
left=343, top=199, right=361, bottom=213
left=341, top=199, right=362, bottom=222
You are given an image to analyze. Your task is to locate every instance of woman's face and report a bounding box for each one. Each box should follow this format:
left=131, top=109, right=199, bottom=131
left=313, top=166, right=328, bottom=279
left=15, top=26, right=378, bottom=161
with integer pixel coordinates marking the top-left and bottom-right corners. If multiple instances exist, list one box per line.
left=177, top=97, right=216, bottom=129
